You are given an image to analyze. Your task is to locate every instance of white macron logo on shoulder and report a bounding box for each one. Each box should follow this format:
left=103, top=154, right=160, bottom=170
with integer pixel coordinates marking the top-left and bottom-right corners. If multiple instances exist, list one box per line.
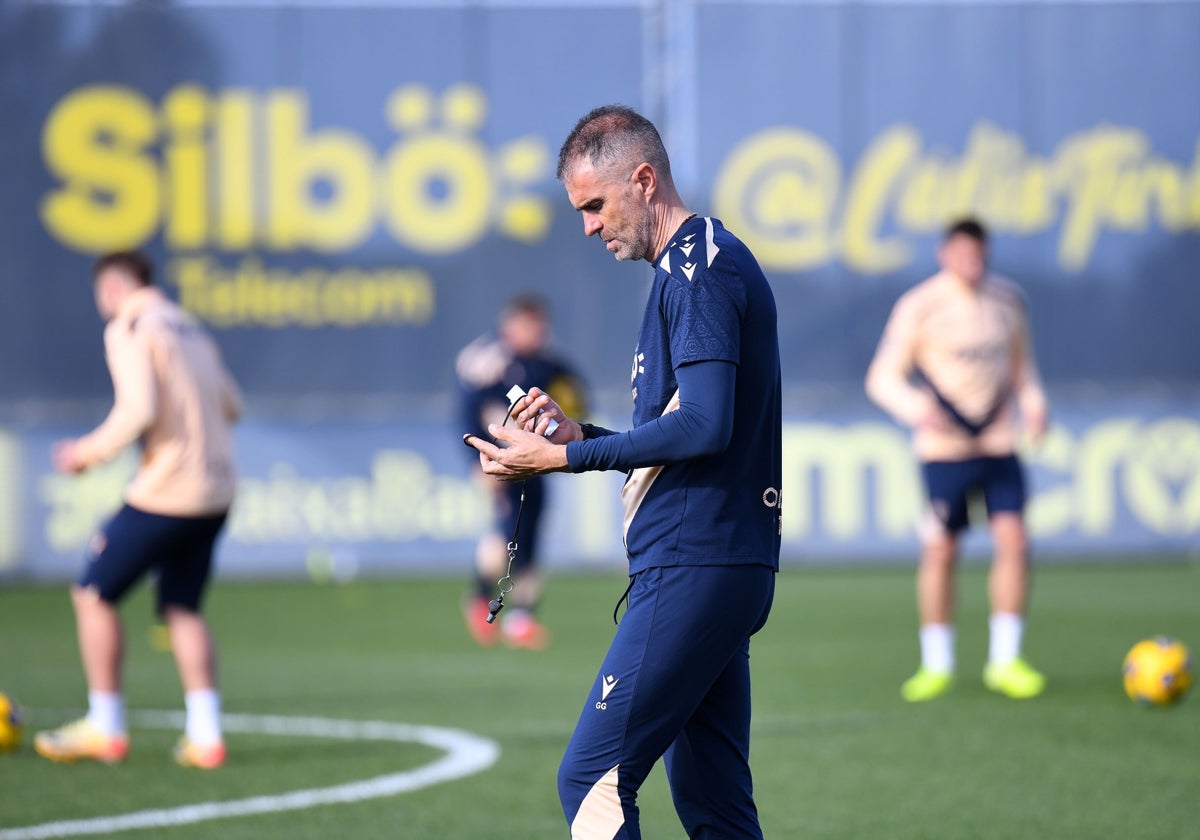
left=602, top=674, right=619, bottom=701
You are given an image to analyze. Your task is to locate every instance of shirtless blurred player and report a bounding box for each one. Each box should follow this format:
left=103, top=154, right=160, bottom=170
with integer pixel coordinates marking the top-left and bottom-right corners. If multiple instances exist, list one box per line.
left=866, top=219, right=1049, bottom=701
left=36, top=251, right=241, bottom=767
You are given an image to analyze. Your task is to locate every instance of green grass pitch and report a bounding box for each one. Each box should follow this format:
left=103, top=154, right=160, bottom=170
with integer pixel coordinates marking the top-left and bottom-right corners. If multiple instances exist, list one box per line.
left=2, top=561, right=1197, bottom=838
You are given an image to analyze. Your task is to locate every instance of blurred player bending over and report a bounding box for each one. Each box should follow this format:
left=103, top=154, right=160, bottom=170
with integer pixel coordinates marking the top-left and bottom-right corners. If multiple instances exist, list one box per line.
left=455, top=294, right=587, bottom=649
left=866, top=218, right=1049, bottom=702
left=36, top=251, right=241, bottom=768
left=467, top=105, right=781, bottom=839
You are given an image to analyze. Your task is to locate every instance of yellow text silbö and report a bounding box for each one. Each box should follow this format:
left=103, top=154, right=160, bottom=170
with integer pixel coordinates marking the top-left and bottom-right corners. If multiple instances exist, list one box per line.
left=40, top=83, right=552, bottom=255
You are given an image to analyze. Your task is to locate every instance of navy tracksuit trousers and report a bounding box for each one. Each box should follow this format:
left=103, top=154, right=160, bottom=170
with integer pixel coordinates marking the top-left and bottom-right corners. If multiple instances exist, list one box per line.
left=557, top=564, right=775, bottom=839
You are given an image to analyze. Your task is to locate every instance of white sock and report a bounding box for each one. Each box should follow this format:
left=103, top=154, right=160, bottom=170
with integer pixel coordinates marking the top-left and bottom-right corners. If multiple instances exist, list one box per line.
left=989, top=612, right=1024, bottom=666
left=185, top=690, right=223, bottom=747
left=87, top=691, right=125, bottom=736
left=919, top=624, right=955, bottom=674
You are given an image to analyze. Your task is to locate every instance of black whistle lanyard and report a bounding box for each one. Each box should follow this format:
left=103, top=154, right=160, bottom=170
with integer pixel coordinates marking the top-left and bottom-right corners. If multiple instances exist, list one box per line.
left=486, top=481, right=524, bottom=625
left=484, top=392, right=527, bottom=624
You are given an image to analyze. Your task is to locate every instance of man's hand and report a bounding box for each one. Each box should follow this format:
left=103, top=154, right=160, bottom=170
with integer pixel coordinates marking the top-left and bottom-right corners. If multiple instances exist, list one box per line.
left=464, top=424, right=570, bottom=481
left=916, top=403, right=955, bottom=433
left=52, top=439, right=88, bottom=474
left=1023, top=407, right=1049, bottom=446
left=512, top=387, right=582, bottom=444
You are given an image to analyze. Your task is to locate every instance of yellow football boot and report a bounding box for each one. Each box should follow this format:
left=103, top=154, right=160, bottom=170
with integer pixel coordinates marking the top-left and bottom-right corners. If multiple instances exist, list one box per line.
left=984, top=658, right=1046, bottom=699
left=34, top=718, right=129, bottom=764
left=173, top=735, right=227, bottom=769
left=901, top=668, right=954, bottom=702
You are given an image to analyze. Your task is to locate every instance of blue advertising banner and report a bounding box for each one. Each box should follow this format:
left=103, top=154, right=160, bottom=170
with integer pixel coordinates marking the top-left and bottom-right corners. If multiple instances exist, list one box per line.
left=1, top=2, right=650, bottom=401
left=4, top=393, right=1198, bottom=582
left=2, top=1, right=1197, bottom=578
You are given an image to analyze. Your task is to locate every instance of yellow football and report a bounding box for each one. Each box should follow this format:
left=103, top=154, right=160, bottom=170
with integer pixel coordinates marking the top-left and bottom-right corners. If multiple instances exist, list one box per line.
left=0, top=693, right=23, bottom=753
left=1123, top=637, right=1193, bottom=706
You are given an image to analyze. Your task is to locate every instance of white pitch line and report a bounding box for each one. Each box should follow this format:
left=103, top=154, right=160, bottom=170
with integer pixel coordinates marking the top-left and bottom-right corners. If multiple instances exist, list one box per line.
left=1, top=711, right=500, bottom=840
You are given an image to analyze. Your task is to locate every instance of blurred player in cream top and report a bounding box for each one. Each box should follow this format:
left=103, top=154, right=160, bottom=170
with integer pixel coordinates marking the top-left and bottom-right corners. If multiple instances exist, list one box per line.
left=867, top=219, right=1050, bottom=704
left=57, top=265, right=241, bottom=514
left=37, top=252, right=239, bottom=770
left=866, top=258, right=1047, bottom=462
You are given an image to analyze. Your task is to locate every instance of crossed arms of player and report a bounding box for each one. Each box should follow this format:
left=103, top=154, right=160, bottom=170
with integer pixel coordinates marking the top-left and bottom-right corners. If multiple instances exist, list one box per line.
left=864, top=297, right=1047, bottom=440
left=464, top=359, right=735, bottom=481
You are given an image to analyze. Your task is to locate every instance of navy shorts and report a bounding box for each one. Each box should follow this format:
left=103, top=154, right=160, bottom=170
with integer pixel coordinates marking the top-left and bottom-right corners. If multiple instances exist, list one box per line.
left=78, top=504, right=228, bottom=613
left=921, top=455, right=1026, bottom=535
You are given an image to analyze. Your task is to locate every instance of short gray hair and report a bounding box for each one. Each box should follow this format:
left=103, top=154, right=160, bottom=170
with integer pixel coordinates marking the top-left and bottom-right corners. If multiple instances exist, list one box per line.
left=556, top=105, right=673, bottom=185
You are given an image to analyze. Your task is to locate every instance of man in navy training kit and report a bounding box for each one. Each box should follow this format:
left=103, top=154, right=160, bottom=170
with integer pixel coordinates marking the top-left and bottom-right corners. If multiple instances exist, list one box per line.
left=465, top=105, right=782, bottom=839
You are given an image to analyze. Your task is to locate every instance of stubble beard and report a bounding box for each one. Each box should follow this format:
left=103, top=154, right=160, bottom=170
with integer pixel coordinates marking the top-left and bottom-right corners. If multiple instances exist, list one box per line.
left=612, top=206, right=655, bottom=262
